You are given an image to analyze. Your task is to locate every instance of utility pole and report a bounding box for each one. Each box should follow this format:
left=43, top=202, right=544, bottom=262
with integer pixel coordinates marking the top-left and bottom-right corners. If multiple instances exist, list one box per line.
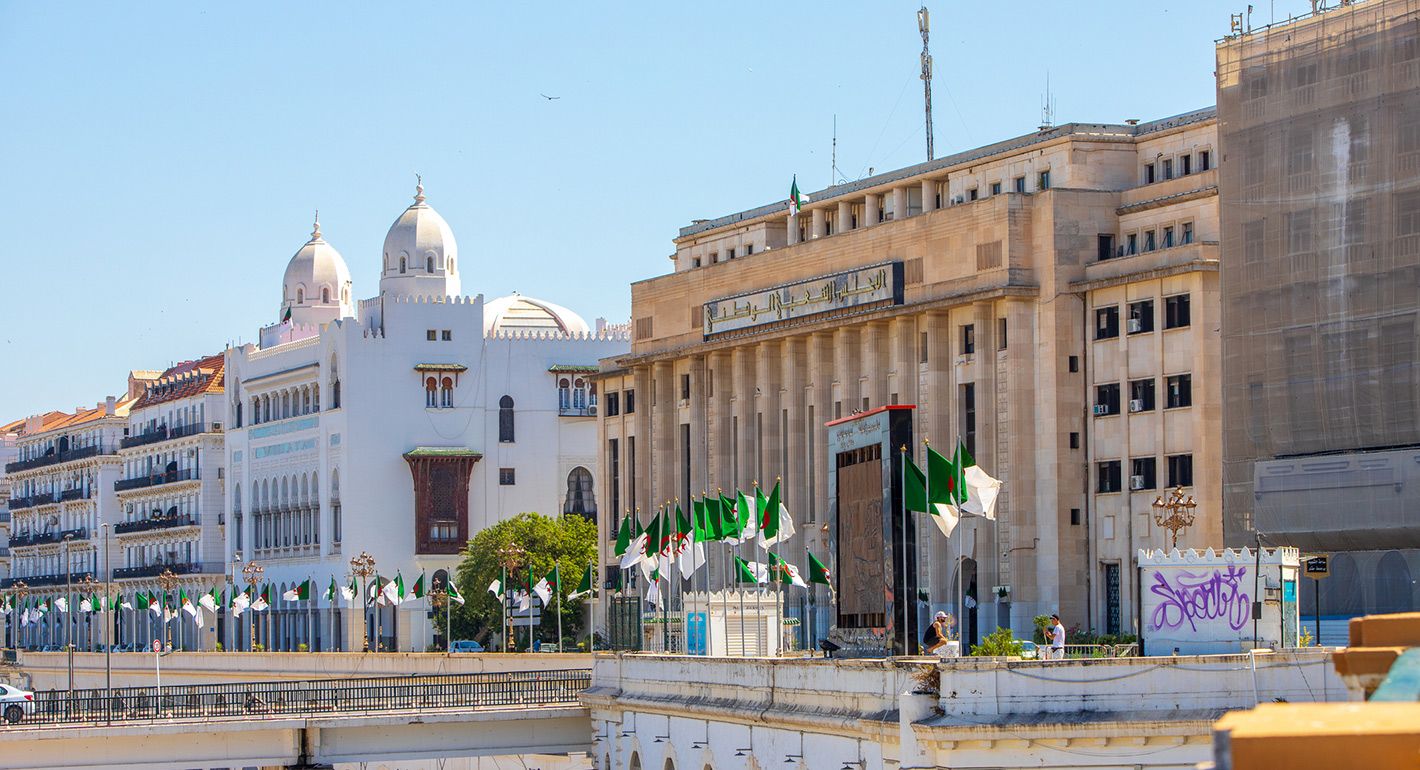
left=918, top=5, right=935, bottom=161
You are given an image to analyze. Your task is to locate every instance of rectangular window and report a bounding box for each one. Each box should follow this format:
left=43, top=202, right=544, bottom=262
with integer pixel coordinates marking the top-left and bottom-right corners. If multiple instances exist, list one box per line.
left=1128, top=300, right=1154, bottom=334
left=1182, top=221, right=1194, bottom=244
left=960, top=383, right=977, bottom=457
left=1144, top=230, right=1156, bottom=251
left=1164, top=294, right=1191, bottom=329
left=680, top=373, right=690, bottom=400
left=426, top=330, right=437, bottom=341
left=968, top=187, right=979, bottom=201
left=1166, top=374, right=1193, bottom=408
left=997, top=318, right=1007, bottom=350
left=1162, top=158, right=1173, bottom=180
left=1144, top=163, right=1155, bottom=184
left=624, top=389, right=635, bottom=414
left=606, top=392, right=620, bottom=416
left=1013, top=176, right=1026, bottom=193
left=691, top=257, right=701, bottom=268
left=1199, top=150, right=1211, bottom=171
left=745, top=244, right=754, bottom=256
left=727, top=247, right=736, bottom=259
left=1098, top=234, right=1116, bottom=261
left=1127, top=233, right=1138, bottom=255
left=441, top=329, right=452, bottom=341
left=1038, top=170, right=1051, bottom=190
left=1162, top=226, right=1174, bottom=248
left=627, top=436, right=636, bottom=512
left=919, top=331, right=929, bottom=364
left=709, top=252, right=719, bottom=264
left=1244, top=219, right=1266, bottom=263
left=1129, top=378, right=1156, bottom=411
left=1131, top=457, right=1157, bottom=490
left=1288, top=210, right=1314, bottom=254
left=1068, top=355, right=1079, bottom=373
left=990, top=181, right=1002, bottom=196
left=607, top=439, right=620, bottom=537
left=1095, top=306, right=1120, bottom=340
left=1180, top=154, right=1192, bottom=176
left=1168, top=454, right=1194, bottom=487
left=961, top=324, right=976, bottom=355
left=1070, top=508, right=1081, bottom=526
left=1069, top=432, right=1080, bottom=449
left=706, top=369, right=714, bottom=398
left=499, top=468, right=516, bottom=485
left=1095, top=383, right=1121, bottom=415
left=1104, top=563, right=1122, bottom=635
left=1097, top=461, right=1122, bottom=493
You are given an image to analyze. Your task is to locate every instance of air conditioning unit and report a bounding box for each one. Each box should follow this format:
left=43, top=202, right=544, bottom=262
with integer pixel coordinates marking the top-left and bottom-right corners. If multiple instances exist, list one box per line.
left=953, top=195, right=965, bottom=205
left=1129, top=399, right=1145, bottom=413
left=1092, top=404, right=1110, bottom=416
left=587, top=405, right=598, bottom=417
left=1127, top=318, right=1143, bottom=334
left=1130, top=475, right=1147, bottom=490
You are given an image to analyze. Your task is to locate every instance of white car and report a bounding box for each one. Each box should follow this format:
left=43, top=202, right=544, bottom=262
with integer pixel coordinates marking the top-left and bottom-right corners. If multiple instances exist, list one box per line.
left=0, top=684, right=35, bottom=724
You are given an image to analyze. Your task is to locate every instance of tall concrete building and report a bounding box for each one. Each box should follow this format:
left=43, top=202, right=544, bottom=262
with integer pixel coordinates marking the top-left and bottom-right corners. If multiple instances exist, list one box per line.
left=1217, top=0, right=1420, bottom=621
left=596, top=109, right=1222, bottom=643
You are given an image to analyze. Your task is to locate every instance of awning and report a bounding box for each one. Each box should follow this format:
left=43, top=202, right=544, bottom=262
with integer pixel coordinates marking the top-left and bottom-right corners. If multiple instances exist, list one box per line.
left=414, top=363, right=469, bottom=373
left=403, top=447, right=483, bottom=459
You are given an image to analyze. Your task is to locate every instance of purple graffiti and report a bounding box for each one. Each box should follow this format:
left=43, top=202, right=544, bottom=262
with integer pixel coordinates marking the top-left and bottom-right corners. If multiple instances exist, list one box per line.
left=1148, top=566, right=1251, bottom=632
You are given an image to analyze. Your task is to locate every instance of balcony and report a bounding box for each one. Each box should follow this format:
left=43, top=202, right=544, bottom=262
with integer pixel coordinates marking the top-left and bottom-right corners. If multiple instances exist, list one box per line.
left=119, top=426, right=168, bottom=449
left=8, top=532, right=58, bottom=548
left=114, top=515, right=199, bottom=535
left=59, top=488, right=87, bottom=502
left=169, top=422, right=219, bottom=440
left=558, top=405, right=598, bottom=417
left=4, top=445, right=103, bottom=474
left=1, top=573, right=78, bottom=588
left=7, top=495, right=49, bottom=511
left=112, top=562, right=216, bottom=580
left=58, top=527, right=87, bottom=541
left=114, top=468, right=197, bottom=492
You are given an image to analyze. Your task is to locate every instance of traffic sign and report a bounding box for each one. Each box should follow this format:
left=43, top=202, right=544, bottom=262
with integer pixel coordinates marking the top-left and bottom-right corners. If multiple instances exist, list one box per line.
left=1304, top=555, right=1330, bottom=578
left=152, top=639, right=162, bottom=653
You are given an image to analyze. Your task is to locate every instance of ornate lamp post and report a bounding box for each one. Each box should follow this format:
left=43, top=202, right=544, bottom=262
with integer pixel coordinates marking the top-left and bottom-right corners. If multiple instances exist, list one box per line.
left=429, top=575, right=451, bottom=653
left=10, top=580, right=28, bottom=650
left=240, top=560, right=264, bottom=651
left=156, top=568, right=179, bottom=650
left=348, top=551, right=376, bottom=652
left=75, top=575, right=98, bottom=651
left=496, top=543, right=526, bottom=653
left=1152, top=486, right=1199, bottom=550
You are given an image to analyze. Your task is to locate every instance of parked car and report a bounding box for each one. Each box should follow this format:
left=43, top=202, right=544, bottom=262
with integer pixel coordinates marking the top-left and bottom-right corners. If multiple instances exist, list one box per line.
left=0, top=684, right=34, bottom=724
left=449, top=640, right=484, bottom=653
left=1018, top=640, right=1039, bottom=659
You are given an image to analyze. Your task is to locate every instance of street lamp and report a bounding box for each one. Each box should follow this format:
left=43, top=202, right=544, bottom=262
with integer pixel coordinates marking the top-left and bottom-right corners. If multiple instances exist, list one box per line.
left=230, top=551, right=242, bottom=653
left=10, top=580, right=28, bottom=651
left=496, top=543, right=526, bottom=653
left=429, top=575, right=451, bottom=653
left=156, top=568, right=180, bottom=651
left=348, top=551, right=375, bottom=652
left=62, top=533, right=75, bottom=654
left=1152, top=486, right=1199, bottom=550
left=241, top=560, right=264, bottom=652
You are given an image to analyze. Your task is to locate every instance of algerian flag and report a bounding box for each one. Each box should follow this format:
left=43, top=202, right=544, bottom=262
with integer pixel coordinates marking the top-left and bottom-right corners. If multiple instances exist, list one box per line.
left=55, top=596, right=69, bottom=613
left=282, top=305, right=292, bottom=323
left=756, top=481, right=796, bottom=549
left=568, top=565, right=594, bottom=600
left=199, top=590, right=219, bottom=613
left=733, top=556, right=768, bottom=585
left=149, top=593, right=164, bottom=618
left=192, top=604, right=206, bottom=630
left=341, top=577, right=357, bottom=604
left=182, top=590, right=197, bottom=617
left=323, top=577, right=337, bottom=603
left=619, top=513, right=647, bottom=571
left=645, top=565, right=663, bottom=608
left=412, top=573, right=427, bottom=599
left=92, top=593, right=102, bottom=613
left=788, top=175, right=809, bottom=216
left=636, top=511, right=662, bottom=581
left=282, top=580, right=310, bottom=602
left=613, top=513, right=633, bottom=559
left=232, top=588, right=251, bottom=617
left=716, top=493, right=742, bottom=541
left=135, top=593, right=149, bottom=612
left=768, top=553, right=807, bottom=588
left=905, top=454, right=929, bottom=513
left=447, top=580, right=465, bottom=606
left=487, top=577, right=502, bottom=598
left=381, top=573, right=405, bottom=606
left=736, top=490, right=759, bottom=543
left=935, top=440, right=1002, bottom=533
left=807, top=551, right=832, bottom=586
left=251, top=585, right=270, bottom=612
left=79, top=596, right=93, bottom=613
left=533, top=566, right=557, bottom=607
left=675, top=503, right=706, bottom=580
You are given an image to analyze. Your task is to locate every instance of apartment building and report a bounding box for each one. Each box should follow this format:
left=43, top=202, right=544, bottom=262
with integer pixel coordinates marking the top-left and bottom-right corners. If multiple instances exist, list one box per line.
left=1217, top=0, right=1420, bottom=624
left=112, top=354, right=229, bottom=650
left=596, top=108, right=1222, bottom=642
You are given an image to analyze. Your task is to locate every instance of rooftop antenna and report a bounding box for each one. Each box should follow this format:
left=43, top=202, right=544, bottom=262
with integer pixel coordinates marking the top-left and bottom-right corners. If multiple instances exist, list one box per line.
left=1039, top=71, right=1056, bottom=132
left=831, top=114, right=838, bottom=185
left=918, top=5, right=934, bottom=161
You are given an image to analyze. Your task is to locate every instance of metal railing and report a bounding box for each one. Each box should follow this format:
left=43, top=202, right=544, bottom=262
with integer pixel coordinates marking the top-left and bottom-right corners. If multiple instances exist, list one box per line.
left=114, top=468, right=197, bottom=492
left=112, top=562, right=222, bottom=580
left=114, top=515, right=199, bottom=535
left=9, top=670, right=590, bottom=727
left=119, top=427, right=168, bottom=450
left=4, top=445, right=104, bottom=474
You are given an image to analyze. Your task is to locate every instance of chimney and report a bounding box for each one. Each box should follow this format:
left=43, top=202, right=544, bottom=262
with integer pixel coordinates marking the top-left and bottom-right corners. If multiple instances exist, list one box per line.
left=104, top=396, right=116, bottom=416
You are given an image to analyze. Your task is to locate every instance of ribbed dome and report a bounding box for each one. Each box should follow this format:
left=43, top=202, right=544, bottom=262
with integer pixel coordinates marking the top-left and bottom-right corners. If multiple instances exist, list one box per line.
left=379, top=179, right=461, bottom=297
left=484, top=293, right=591, bottom=334
left=281, top=214, right=353, bottom=325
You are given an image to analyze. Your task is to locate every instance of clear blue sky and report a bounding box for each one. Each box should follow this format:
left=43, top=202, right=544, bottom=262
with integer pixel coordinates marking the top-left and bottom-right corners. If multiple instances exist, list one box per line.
left=0, top=1, right=1288, bottom=419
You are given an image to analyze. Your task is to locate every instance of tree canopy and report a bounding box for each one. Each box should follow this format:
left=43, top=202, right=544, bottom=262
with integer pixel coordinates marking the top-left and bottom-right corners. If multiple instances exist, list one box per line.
left=451, top=511, right=597, bottom=651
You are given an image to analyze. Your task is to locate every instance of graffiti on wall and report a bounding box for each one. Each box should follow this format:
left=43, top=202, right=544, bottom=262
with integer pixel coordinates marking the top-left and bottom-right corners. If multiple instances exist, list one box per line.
left=1147, top=565, right=1251, bottom=632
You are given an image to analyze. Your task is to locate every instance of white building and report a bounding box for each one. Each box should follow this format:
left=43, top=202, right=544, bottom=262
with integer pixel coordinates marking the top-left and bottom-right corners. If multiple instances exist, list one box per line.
left=223, top=183, right=629, bottom=652
left=112, top=354, right=229, bottom=650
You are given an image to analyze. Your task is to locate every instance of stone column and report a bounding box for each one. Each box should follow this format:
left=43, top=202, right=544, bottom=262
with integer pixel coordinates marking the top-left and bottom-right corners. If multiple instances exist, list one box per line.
left=633, top=365, right=653, bottom=518
left=971, top=300, right=1003, bottom=636
left=832, top=327, right=859, bottom=419
left=890, top=315, right=919, bottom=409
left=921, top=178, right=937, bottom=213
left=893, top=187, right=910, bottom=221
left=787, top=215, right=800, bottom=245
left=708, top=351, right=732, bottom=495
left=732, top=346, right=755, bottom=490
left=756, top=341, right=782, bottom=487
left=862, top=321, right=890, bottom=410
left=688, top=355, right=708, bottom=504
left=837, top=201, right=853, bottom=232
left=810, top=208, right=826, bottom=239
left=782, top=336, right=808, bottom=519
left=807, top=333, right=833, bottom=526
left=652, top=361, right=676, bottom=510
left=863, top=194, right=879, bottom=228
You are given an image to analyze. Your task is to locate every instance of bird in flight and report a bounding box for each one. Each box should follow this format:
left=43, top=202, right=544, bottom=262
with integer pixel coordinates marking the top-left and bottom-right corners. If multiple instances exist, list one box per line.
left=540, top=93, right=561, bottom=100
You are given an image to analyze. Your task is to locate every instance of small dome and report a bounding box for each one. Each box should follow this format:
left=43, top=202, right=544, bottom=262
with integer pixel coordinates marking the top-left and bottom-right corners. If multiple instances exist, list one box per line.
left=484, top=293, right=590, bottom=335
left=281, top=214, right=353, bottom=324
left=379, top=178, right=461, bottom=297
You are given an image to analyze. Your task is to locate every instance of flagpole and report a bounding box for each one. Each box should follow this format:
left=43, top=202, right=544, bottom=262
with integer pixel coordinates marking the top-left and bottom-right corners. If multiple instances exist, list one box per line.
left=923, top=439, right=933, bottom=634
left=733, top=492, right=745, bottom=655
left=899, top=445, right=910, bottom=656
left=956, top=435, right=966, bottom=651
left=555, top=565, right=564, bottom=653
left=589, top=558, right=596, bottom=655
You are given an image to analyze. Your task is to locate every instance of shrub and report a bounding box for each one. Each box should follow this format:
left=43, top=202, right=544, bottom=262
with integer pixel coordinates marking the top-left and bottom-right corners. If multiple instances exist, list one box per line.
left=297, top=643, right=308, bottom=653
left=970, top=627, right=1024, bottom=657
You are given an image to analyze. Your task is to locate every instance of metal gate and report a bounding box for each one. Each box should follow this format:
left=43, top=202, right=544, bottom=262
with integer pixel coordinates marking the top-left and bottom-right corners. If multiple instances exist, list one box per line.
left=607, top=595, right=642, bottom=651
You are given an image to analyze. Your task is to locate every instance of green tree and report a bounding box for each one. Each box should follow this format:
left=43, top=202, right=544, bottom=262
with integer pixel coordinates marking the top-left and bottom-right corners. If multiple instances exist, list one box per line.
left=451, top=511, right=597, bottom=651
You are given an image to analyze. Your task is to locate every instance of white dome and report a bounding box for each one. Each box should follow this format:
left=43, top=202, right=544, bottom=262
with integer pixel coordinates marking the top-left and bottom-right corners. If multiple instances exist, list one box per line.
left=484, top=293, right=591, bottom=335
left=281, top=215, right=354, bottom=325
left=379, top=179, right=461, bottom=297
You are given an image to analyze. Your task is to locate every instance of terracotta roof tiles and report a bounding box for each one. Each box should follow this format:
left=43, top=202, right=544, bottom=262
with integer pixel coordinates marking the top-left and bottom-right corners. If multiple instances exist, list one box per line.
left=133, top=353, right=226, bottom=410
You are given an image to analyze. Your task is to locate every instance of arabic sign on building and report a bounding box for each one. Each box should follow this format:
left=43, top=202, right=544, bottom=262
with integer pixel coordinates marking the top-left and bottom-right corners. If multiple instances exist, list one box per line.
left=703, top=261, right=904, bottom=338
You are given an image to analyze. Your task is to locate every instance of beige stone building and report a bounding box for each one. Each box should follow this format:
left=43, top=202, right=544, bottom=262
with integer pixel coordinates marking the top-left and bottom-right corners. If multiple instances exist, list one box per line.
left=596, top=108, right=1222, bottom=642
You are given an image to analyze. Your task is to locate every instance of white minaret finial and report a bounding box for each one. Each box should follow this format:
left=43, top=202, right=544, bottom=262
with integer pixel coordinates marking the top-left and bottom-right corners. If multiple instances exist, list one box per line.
left=414, top=174, right=425, bottom=205
left=312, top=209, right=322, bottom=240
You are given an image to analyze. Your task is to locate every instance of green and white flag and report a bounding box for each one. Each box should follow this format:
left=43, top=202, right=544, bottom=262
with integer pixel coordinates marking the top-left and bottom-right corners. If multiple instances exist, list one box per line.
left=412, top=573, right=427, bottom=600
left=733, top=556, right=768, bottom=585
left=251, top=585, right=270, bottom=612
left=807, top=551, right=832, bottom=586
left=533, top=566, right=558, bottom=607
left=54, top=596, right=68, bottom=613
left=282, top=580, right=310, bottom=602
left=487, top=576, right=502, bottom=598
left=447, top=580, right=465, bottom=606
left=788, top=175, right=809, bottom=216
left=381, top=573, right=405, bottom=606
left=767, top=552, right=807, bottom=588
left=119, top=594, right=133, bottom=611
left=341, top=577, right=357, bottom=604
left=931, top=440, right=1002, bottom=536
left=78, top=596, right=93, bottom=613
left=568, top=565, right=594, bottom=600
left=323, top=576, right=337, bottom=602
left=756, top=481, right=796, bottom=549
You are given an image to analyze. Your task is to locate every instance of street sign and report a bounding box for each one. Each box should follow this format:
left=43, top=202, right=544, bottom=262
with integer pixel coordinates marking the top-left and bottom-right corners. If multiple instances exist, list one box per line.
left=510, top=613, right=542, bottom=627
left=151, top=639, right=161, bottom=653
left=1304, top=555, right=1330, bottom=578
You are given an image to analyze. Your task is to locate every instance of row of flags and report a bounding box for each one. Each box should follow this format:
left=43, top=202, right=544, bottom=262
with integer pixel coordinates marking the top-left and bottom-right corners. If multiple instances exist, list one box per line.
left=904, top=439, right=1003, bottom=535
left=486, top=564, right=597, bottom=611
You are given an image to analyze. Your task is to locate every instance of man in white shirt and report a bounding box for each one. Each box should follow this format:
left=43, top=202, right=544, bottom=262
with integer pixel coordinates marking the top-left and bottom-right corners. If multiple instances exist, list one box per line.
left=1047, top=613, right=1065, bottom=660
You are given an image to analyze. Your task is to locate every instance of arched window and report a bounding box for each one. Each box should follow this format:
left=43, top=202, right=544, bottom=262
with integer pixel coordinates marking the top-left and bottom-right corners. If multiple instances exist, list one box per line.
left=399, top=256, right=407, bottom=274
left=330, top=357, right=342, bottom=409
left=448, top=258, right=455, bottom=273
left=426, top=255, right=434, bottom=272
left=573, top=377, right=587, bottom=409
left=425, top=377, right=438, bottom=408
left=440, top=377, right=454, bottom=408
left=330, top=470, right=342, bottom=544
left=564, top=466, right=596, bottom=519
left=498, top=396, right=515, bottom=442
left=321, top=287, right=330, bottom=303
left=297, top=288, right=304, bottom=303
left=558, top=378, right=571, bottom=410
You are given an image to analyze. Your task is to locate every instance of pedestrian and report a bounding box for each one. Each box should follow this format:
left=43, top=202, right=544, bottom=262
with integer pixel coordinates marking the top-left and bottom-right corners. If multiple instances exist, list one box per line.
left=1047, top=613, right=1065, bottom=660
left=922, top=611, right=953, bottom=656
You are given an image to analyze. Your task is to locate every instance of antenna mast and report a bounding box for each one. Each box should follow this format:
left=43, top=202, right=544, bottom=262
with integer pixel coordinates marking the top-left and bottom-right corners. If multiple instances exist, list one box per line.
left=918, top=5, right=934, bottom=161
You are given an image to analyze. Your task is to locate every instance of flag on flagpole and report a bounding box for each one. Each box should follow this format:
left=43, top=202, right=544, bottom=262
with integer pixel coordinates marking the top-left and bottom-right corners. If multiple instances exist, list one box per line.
left=617, top=512, right=646, bottom=571
left=251, top=585, right=270, bottom=612
left=487, top=577, right=502, bottom=598
left=412, top=573, right=427, bottom=599
left=323, top=576, right=338, bottom=603
left=733, top=556, right=768, bottom=584
left=119, top=594, right=134, bottom=611
left=282, top=580, right=311, bottom=602
left=341, top=577, right=357, bottom=604
left=736, top=490, right=759, bottom=543
left=232, top=587, right=251, bottom=617
left=768, top=553, right=808, bottom=588
left=149, top=592, right=164, bottom=618
left=533, top=566, right=558, bottom=607
left=447, top=580, right=465, bottom=606
left=182, top=590, right=198, bottom=618
left=381, top=573, right=406, bottom=606
left=807, top=551, right=832, bottom=586
left=55, top=596, right=69, bottom=613
left=756, top=481, right=796, bottom=549
left=79, top=596, right=93, bottom=613
left=788, top=175, right=809, bottom=216
left=675, top=502, right=706, bottom=580
left=568, top=565, right=594, bottom=600
left=199, top=590, right=218, bottom=614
